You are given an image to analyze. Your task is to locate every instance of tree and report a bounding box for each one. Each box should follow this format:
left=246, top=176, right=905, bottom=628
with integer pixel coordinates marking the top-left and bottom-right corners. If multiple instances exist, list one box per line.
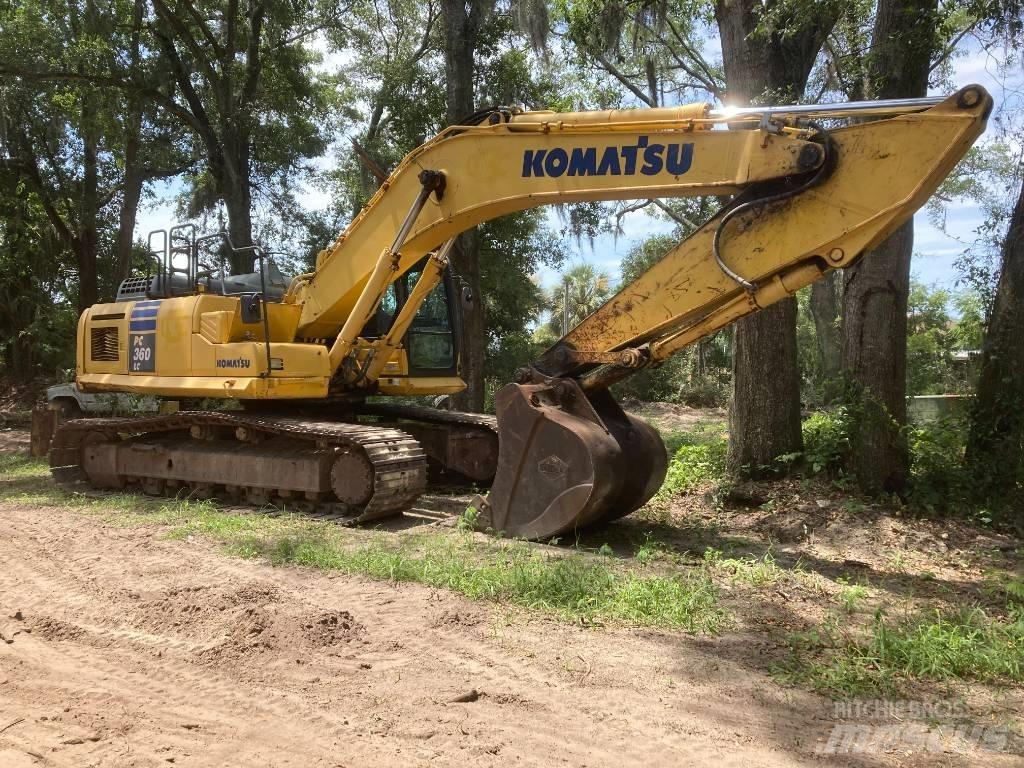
left=315, top=1, right=563, bottom=408
left=0, top=172, right=78, bottom=379
left=715, top=0, right=841, bottom=476
left=3, top=0, right=342, bottom=274
left=965, top=179, right=1024, bottom=525
left=151, top=0, right=342, bottom=271
left=441, top=0, right=495, bottom=412
left=839, top=0, right=938, bottom=494
left=0, top=0, right=120, bottom=311
left=808, top=272, right=842, bottom=402
left=545, top=263, right=612, bottom=335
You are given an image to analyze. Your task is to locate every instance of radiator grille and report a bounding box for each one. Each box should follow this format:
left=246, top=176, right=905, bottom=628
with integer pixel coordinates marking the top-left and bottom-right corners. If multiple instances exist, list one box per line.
left=90, top=326, right=119, bottom=362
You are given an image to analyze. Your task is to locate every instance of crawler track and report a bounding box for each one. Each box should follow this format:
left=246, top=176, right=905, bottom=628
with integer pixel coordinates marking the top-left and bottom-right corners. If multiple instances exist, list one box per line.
left=49, top=412, right=427, bottom=523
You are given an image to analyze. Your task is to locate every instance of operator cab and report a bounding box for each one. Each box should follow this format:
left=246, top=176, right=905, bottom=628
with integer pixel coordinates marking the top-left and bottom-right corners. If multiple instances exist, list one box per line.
left=371, top=257, right=460, bottom=377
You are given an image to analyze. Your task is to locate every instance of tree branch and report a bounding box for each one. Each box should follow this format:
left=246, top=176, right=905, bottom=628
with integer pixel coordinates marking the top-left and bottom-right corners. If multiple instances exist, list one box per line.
left=241, top=0, right=267, bottom=106
left=350, top=137, right=388, bottom=185
left=176, top=0, right=225, bottom=59
left=594, top=53, right=656, bottom=107
left=651, top=199, right=699, bottom=230
left=151, top=0, right=222, bottom=91
left=0, top=66, right=207, bottom=138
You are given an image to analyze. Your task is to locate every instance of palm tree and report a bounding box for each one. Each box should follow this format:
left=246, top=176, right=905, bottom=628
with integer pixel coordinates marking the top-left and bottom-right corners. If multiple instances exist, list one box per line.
left=546, top=263, right=612, bottom=336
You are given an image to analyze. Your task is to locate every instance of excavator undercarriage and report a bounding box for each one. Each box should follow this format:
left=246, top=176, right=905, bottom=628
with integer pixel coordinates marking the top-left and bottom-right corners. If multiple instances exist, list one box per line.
left=50, top=86, right=992, bottom=540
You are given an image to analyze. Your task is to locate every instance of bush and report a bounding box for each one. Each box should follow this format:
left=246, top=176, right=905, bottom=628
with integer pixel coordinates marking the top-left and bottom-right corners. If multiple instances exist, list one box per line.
left=677, top=378, right=730, bottom=408
left=801, top=407, right=851, bottom=475
left=656, top=434, right=728, bottom=500
left=906, top=415, right=972, bottom=512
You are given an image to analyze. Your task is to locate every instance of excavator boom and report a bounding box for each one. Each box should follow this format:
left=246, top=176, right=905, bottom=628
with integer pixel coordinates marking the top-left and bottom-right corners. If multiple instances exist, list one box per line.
left=478, top=85, right=991, bottom=538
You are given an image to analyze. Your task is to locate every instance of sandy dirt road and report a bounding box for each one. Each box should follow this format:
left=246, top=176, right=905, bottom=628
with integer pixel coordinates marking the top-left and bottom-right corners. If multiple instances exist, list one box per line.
left=0, top=499, right=1010, bottom=768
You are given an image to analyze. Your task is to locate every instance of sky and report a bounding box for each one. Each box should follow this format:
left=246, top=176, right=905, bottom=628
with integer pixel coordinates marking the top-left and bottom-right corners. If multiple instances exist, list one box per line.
left=135, top=35, right=1023, bottom=296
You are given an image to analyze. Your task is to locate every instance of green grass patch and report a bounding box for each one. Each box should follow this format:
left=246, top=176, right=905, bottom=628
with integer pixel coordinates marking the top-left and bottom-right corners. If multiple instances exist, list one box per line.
left=775, top=607, right=1024, bottom=697
left=0, top=453, right=50, bottom=478
left=234, top=529, right=728, bottom=631
left=656, top=432, right=727, bottom=501
left=703, top=547, right=791, bottom=587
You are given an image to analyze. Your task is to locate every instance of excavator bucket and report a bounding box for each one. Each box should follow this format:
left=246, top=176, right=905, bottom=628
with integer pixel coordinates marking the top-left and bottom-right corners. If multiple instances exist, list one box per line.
left=475, top=379, right=667, bottom=540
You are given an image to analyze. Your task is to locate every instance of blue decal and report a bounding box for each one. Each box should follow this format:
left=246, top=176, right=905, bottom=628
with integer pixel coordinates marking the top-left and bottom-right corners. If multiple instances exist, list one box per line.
left=129, top=320, right=157, bottom=332
left=522, top=137, right=695, bottom=178
left=130, top=307, right=159, bottom=318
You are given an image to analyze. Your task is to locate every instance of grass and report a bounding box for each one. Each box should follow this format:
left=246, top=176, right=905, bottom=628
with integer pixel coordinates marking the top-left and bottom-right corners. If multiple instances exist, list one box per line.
left=0, top=453, right=50, bottom=478
left=655, top=430, right=728, bottom=502
left=6, top=447, right=1020, bottom=693
left=837, top=581, right=871, bottom=613
left=703, top=547, right=792, bottom=587
left=234, top=529, right=728, bottom=630
left=775, top=607, right=1024, bottom=697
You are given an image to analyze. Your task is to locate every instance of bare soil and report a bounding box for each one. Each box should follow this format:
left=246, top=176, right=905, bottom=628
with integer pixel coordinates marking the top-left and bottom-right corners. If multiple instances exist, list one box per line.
left=627, top=400, right=728, bottom=432
left=0, top=427, right=1021, bottom=767
left=0, top=377, right=48, bottom=412
left=0, top=429, right=31, bottom=453
left=0, top=501, right=836, bottom=768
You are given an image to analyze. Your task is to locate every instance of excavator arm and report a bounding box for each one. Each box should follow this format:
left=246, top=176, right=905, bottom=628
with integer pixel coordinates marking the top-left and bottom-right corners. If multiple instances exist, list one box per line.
left=290, top=85, right=990, bottom=539
left=472, top=85, right=992, bottom=538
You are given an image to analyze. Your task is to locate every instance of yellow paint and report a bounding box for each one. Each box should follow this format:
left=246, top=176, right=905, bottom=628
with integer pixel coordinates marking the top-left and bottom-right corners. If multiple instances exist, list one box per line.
left=75, top=89, right=990, bottom=403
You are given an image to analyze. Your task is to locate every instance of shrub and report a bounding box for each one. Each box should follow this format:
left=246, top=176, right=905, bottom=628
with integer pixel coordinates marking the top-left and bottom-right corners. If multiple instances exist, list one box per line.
left=801, top=407, right=851, bottom=475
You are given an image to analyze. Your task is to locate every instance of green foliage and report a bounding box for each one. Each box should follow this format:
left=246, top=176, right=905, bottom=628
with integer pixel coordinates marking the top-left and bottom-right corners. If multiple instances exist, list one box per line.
left=906, top=415, right=972, bottom=512
left=0, top=176, right=78, bottom=377
left=481, top=209, right=566, bottom=386
left=619, top=232, right=678, bottom=284
left=930, top=142, right=1024, bottom=309
left=906, top=282, right=981, bottom=396
left=776, top=607, right=1024, bottom=697
left=656, top=432, right=728, bottom=500
left=801, top=408, right=852, bottom=475
left=795, top=407, right=1009, bottom=520
left=545, top=262, right=612, bottom=335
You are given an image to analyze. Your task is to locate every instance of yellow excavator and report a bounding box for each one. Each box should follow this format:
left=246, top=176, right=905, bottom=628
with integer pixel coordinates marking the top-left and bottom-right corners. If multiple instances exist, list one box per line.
left=50, top=85, right=991, bottom=540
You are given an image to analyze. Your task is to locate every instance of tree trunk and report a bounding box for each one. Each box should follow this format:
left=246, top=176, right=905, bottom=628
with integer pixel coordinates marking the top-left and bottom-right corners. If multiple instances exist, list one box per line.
left=840, top=0, right=937, bottom=494
left=728, top=299, right=803, bottom=475
left=965, top=180, right=1024, bottom=526
left=116, top=0, right=145, bottom=282
left=841, top=221, right=913, bottom=492
left=116, top=104, right=144, bottom=281
left=441, top=0, right=491, bottom=412
left=219, top=126, right=255, bottom=273
left=223, top=180, right=255, bottom=273
left=77, top=102, right=100, bottom=312
left=810, top=271, right=842, bottom=402
left=716, top=0, right=839, bottom=476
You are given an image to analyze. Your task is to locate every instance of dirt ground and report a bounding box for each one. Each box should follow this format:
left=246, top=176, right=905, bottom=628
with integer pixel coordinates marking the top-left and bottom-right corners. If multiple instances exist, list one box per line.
left=0, top=426, right=1021, bottom=767
left=0, top=428, right=32, bottom=453
left=0, top=500, right=839, bottom=768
